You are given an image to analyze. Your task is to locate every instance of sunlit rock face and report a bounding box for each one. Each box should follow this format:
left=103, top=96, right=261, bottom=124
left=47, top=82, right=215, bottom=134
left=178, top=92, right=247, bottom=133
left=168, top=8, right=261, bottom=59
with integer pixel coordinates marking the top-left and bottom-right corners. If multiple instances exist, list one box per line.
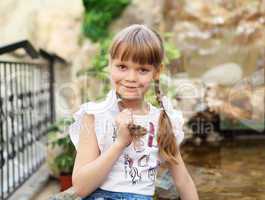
left=1, top=0, right=263, bottom=119
left=161, top=0, right=265, bottom=78
left=0, top=0, right=96, bottom=117
left=0, top=0, right=84, bottom=59
left=201, top=62, right=243, bottom=85
left=109, top=0, right=164, bottom=33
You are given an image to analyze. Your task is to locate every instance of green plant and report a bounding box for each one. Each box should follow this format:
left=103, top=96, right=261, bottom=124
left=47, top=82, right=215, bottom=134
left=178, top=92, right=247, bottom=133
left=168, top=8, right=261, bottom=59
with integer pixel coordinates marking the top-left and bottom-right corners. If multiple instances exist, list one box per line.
left=163, top=32, right=181, bottom=66
left=77, top=37, right=113, bottom=100
left=53, top=137, right=75, bottom=175
left=144, top=74, right=177, bottom=107
left=77, top=37, right=111, bottom=79
left=82, top=0, right=131, bottom=42
left=47, top=118, right=76, bottom=175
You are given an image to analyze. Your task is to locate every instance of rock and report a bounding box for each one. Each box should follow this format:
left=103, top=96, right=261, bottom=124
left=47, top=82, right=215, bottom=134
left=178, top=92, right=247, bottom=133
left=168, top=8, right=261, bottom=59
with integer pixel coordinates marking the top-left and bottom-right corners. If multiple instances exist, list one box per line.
left=109, top=0, right=163, bottom=32
left=155, top=167, right=180, bottom=199
left=49, top=187, right=80, bottom=200
left=0, top=0, right=84, bottom=59
left=0, top=0, right=36, bottom=45
left=0, top=0, right=95, bottom=119
left=251, top=87, right=264, bottom=121
left=206, top=131, right=223, bottom=144
left=35, top=0, right=84, bottom=60
left=201, top=62, right=242, bottom=85
left=193, top=137, right=202, bottom=146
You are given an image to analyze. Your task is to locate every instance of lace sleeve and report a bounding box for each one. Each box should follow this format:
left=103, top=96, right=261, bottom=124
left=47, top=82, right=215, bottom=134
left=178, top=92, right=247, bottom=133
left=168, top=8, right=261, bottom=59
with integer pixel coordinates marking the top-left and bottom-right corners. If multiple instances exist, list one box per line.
left=161, top=96, right=185, bottom=145
left=168, top=110, right=185, bottom=145
left=68, top=102, right=105, bottom=151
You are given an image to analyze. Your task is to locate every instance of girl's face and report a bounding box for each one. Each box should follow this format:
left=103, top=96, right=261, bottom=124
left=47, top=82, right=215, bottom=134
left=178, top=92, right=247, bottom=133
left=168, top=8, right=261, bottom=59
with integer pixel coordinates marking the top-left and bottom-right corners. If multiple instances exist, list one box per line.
left=110, top=58, right=160, bottom=100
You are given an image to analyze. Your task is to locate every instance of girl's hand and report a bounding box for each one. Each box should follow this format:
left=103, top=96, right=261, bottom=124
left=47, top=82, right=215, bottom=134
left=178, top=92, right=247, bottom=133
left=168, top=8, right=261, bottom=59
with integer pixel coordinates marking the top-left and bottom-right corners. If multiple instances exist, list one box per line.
left=114, top=108, right=133, bottom=148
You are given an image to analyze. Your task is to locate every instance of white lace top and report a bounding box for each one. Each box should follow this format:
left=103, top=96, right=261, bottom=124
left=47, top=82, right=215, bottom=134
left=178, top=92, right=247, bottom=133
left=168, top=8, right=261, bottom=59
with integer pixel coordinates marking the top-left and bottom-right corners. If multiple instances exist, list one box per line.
left=69, top=89, right=184, bottom=196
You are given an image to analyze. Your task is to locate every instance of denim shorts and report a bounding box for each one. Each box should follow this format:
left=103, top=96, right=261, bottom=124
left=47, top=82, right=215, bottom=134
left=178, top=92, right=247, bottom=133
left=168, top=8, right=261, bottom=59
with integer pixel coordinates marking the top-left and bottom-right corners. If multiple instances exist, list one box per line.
left=81, top=188, right=153, bottom=200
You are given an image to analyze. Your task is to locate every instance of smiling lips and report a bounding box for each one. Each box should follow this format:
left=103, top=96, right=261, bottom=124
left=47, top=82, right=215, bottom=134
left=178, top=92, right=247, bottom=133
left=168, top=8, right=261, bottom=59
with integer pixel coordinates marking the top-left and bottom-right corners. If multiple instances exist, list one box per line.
left=122, top=84, right=139, bottom=91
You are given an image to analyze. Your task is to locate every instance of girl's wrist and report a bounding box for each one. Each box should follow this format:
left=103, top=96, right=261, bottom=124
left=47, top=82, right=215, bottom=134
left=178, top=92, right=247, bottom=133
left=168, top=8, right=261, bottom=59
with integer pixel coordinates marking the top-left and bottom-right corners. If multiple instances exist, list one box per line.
left=114, top=140, right=127, bottom=151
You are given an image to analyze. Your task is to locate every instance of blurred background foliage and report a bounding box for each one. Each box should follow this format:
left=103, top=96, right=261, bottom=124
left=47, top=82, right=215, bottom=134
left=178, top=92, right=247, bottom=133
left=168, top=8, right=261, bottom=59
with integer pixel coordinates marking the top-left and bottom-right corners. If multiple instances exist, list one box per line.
left=82, top=0, right=131, bottom=42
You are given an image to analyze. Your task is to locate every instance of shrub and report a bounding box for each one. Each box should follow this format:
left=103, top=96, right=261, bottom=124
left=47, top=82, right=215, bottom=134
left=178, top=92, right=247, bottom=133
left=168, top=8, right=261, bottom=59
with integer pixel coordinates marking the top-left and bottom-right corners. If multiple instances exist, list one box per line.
left=82, top=0, right=131, bottom=42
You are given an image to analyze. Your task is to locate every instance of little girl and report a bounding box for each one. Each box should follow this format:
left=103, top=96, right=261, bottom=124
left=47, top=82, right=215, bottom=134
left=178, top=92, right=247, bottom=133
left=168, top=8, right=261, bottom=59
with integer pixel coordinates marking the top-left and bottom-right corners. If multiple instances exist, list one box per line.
left=69, top=24, right=198, bottom=200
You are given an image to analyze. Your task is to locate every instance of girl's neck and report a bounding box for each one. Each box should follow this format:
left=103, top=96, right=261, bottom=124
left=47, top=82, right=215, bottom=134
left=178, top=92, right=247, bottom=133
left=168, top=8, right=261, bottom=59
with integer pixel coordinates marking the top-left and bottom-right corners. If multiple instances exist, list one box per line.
left=118, top=99, right=149, bottom=115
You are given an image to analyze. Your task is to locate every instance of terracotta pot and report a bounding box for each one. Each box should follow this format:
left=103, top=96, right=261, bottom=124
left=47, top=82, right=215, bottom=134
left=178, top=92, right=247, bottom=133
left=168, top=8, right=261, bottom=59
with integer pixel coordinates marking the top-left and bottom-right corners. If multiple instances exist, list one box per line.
left=59, top=174, right=72, bottom=191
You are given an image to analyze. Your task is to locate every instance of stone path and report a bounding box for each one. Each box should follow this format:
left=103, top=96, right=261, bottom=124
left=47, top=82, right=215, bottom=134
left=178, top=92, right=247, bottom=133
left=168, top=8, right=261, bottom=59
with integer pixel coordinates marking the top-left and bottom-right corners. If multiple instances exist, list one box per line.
left=33, top=179, right=60, bottom=200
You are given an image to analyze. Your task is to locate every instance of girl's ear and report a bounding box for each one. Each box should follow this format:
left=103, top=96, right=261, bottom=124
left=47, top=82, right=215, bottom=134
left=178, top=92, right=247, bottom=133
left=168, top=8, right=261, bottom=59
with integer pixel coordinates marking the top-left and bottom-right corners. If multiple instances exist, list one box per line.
left=153, top=64, right=164, bottom=80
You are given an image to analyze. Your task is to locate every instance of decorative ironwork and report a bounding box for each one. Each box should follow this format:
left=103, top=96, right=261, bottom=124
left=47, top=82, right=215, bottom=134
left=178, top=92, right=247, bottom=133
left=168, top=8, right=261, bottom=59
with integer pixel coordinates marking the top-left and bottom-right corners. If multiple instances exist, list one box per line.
left=0, top=40, right=66, bottom=200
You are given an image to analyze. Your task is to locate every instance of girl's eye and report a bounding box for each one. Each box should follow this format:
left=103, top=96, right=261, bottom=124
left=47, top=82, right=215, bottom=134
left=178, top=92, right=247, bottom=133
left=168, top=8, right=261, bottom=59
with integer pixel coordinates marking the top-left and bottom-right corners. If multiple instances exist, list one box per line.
left=117, top=65, right=127, bottom=70
left=139, top=68, right=150, bottom=74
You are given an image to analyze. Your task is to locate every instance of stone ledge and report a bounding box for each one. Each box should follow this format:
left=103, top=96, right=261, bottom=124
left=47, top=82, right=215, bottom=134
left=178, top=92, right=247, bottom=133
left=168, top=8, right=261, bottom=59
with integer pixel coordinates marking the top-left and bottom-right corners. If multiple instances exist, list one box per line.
left=9, top=164, right=50, bottom=200
left=48, top=187, right=80, bottom=200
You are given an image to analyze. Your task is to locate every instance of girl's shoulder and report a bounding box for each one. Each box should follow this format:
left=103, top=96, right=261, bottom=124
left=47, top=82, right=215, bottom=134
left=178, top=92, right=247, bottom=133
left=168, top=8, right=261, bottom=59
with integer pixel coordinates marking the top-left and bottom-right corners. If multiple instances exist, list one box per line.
left=72, top=89, right=119, bottom=119
left=73, top=100, right=113, bottom=119
left=69, top=101, right=112, bottom=149
left=69, top=94, right=117, bottom=149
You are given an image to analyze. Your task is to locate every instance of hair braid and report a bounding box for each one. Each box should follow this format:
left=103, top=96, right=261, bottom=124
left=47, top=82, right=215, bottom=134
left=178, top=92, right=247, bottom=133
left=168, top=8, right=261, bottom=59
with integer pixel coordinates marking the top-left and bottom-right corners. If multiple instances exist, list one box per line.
left=154, top=79, right=179, bottom=165
left=154, top=80, right=165, bottom=110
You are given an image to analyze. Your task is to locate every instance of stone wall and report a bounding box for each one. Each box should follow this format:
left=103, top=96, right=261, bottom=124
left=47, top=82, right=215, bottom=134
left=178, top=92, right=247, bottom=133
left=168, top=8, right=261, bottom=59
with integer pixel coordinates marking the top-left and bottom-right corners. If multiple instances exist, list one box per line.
left=1, top=0, right=264, bottom=119
left=0, top=0, right=94, bottom=118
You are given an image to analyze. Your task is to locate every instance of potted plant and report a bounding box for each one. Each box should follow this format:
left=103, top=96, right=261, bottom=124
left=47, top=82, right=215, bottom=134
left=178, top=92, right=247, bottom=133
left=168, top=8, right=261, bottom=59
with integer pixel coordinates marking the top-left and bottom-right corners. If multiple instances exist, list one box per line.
left=47, top=118, right=76, bottom=191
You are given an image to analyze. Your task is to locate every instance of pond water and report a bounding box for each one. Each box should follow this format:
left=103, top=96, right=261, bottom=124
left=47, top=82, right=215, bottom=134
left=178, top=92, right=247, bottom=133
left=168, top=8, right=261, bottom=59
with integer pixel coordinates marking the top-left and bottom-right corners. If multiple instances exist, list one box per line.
left=182, top=139, right=265, bottom=200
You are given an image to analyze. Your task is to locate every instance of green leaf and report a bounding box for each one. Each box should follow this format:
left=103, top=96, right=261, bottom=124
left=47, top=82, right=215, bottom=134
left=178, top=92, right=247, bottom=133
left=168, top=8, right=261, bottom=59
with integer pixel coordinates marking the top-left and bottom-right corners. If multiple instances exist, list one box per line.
left=82, top=0, right=131, bottom=41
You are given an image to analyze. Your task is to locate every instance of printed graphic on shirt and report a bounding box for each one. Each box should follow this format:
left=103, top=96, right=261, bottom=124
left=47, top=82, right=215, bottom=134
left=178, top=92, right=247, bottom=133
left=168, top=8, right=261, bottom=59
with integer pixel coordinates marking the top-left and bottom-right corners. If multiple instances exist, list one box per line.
left=148, top=122, right=155, bottom=147
left=137, top=154, right=150, bottom=167
left=148, top=166, right=157, bottom=182
left=122, top=121, right=159, bottom=185
left=124, top=153, right=142, bottom=184
left=124, top=153, right=158, bottom=185
left=133, top=138, right=145, bottom=153
left=112, top=122, right=118, bottom=142
left=129, top=166, right=141, bottom=184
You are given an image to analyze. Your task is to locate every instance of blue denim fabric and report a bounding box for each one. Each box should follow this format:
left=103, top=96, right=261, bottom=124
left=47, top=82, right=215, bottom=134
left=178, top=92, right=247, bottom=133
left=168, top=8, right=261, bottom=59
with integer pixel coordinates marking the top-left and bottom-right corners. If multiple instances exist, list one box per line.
left=82, top=188, right=153, bottom=200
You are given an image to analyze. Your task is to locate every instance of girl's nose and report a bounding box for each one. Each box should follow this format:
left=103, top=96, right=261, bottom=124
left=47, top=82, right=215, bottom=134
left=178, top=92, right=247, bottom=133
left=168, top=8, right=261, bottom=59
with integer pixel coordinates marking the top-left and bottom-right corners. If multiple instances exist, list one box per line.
left=125, top=70, right=138, bottom=82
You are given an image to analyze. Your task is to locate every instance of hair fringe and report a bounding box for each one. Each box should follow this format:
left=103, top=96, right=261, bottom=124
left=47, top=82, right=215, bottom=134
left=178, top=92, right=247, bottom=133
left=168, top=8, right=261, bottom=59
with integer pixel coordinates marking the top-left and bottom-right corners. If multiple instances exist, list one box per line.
left=109, top=24, right=164, bottom=67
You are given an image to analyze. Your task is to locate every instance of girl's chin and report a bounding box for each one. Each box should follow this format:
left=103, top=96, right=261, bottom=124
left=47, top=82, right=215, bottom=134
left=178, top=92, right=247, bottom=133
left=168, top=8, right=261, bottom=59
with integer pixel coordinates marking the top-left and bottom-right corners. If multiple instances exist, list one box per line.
left=118, top=91, right=143, bottom=100
left=120, top=93, right=141, bottom=99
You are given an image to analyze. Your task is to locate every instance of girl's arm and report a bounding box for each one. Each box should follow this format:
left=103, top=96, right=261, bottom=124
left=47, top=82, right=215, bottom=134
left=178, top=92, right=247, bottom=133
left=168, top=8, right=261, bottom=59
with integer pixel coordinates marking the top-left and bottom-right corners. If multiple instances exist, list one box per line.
left=168, top=151, right=199, bottom=200
left=72, top=114, right=126, bottom=197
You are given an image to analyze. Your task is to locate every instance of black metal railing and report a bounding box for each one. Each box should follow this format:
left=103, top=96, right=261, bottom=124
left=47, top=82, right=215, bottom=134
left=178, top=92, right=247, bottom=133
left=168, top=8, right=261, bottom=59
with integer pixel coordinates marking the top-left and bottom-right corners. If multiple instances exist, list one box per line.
left=0, top=40, right=66, bottom=200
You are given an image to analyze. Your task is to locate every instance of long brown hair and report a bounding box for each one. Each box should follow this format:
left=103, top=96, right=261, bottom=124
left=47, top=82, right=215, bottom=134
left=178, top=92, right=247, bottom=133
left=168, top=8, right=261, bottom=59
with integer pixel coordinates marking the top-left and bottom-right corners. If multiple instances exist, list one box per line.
left=109, top=24, right=179, bottom=164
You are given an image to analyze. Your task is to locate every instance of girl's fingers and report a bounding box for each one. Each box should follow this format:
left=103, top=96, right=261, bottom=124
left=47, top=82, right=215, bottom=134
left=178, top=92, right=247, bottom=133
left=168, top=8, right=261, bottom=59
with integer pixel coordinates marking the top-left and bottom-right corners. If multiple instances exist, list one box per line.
left=122, top=108, right=131, bottom=113
left=117, top=108, right=134, bottom=124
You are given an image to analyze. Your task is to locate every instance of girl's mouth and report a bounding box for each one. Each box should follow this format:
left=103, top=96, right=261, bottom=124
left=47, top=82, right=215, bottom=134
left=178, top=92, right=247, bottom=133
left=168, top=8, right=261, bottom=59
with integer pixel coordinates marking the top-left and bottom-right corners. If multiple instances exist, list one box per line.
left=122, top=84, right=138, bottom=89
left=121, top=84, right=139, bottom=92
left=125, top=86, right=137, bottom=89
